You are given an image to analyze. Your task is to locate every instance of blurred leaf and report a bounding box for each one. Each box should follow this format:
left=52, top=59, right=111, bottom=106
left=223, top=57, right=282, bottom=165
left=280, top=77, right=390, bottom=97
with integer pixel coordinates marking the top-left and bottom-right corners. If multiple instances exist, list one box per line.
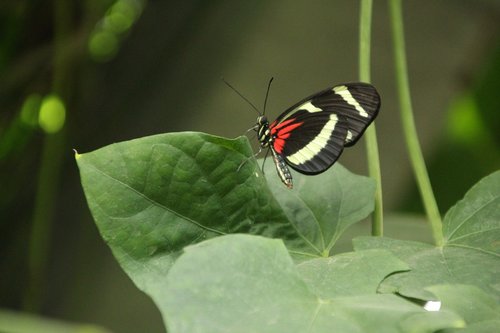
left=442, top=321, right=500, bottom=333
left=88, top=0, right=144, bottom=62
left=0, top=309, right=112, bottom=333
left=161, top=234, right=461, bottom=333
left=447, top=93, right=485, bottom=147
left=38, top=94, right=66, bottom=134
left=475, top=44, right=500, bottom=148
left=354, top=171, right=500, bottom=302
left=0, top=94, right=41, bottom=159
left=399, top=46, right=500, bottom=215
left=19, top=93, right=41, bottom=127
left=76, top=132, right=375, bottom=290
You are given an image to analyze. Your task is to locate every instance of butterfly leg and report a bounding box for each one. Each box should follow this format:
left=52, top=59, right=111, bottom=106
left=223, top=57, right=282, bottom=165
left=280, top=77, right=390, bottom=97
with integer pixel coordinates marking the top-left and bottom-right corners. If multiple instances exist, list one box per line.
left=245, top=125, right=258, bottom=133
left=237, top=146, right=262, bottom=172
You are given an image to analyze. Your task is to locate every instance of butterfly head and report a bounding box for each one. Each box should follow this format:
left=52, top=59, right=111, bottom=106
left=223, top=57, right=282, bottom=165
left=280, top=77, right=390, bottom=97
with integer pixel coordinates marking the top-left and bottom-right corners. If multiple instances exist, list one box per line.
left=257, top=115, right=268, bottom=126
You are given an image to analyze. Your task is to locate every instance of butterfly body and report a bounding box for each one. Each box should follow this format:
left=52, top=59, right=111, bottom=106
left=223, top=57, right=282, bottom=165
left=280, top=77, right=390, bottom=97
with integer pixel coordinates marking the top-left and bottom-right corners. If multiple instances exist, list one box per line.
left=255, top=82, right=380, bottom=188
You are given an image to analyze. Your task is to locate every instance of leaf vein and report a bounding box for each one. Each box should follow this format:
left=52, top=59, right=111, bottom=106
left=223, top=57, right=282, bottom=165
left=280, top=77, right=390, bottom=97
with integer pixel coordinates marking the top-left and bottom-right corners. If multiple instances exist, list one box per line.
left=84, top=160, right=226, bottom=236
left=446, top=195, right=499, bottom=240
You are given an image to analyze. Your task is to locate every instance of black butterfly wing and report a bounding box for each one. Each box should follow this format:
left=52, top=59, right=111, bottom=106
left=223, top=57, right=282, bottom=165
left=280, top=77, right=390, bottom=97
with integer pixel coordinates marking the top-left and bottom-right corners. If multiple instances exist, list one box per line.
left=323, top=83, right=380, bottom=147
left=269, top=82, right=380, bottom=174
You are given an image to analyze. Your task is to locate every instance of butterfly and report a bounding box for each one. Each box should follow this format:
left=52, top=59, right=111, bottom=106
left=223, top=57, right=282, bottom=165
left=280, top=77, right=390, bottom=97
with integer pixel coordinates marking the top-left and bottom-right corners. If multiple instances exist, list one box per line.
left=228, top=80, right=381, bottom=189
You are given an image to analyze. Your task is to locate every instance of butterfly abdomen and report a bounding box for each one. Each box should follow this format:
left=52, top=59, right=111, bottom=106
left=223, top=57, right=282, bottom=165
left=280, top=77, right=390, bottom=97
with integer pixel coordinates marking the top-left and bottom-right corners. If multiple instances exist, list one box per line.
left=270, top=148, right=293, bottom=189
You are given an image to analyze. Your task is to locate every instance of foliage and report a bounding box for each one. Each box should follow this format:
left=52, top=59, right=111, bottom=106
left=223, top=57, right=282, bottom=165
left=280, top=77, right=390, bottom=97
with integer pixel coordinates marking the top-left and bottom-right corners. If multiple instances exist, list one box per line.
left=76, top=132, right=500, bottom=332
left=1, top=0, right=497, bottom=331
left=0, top=309, right=111, bottom=333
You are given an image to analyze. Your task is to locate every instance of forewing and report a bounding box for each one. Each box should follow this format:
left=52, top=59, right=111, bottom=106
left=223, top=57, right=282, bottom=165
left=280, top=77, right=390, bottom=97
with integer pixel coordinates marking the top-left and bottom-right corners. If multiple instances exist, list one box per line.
left=269, top=82, right=379, bottom=174
left=319, top=82, right=380, bottom=146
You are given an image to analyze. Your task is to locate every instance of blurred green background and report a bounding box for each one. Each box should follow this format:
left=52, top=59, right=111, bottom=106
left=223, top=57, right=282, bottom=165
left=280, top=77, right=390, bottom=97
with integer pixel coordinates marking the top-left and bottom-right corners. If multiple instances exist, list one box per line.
left=0, top=0, right=499, bottom=332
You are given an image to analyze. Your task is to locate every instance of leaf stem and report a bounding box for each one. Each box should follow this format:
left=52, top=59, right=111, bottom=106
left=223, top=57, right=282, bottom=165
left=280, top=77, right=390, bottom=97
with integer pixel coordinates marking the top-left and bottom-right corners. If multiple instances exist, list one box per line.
left=24, top=0, right=71, bottom=311
left=359, top=0, right=383, bottom=236
left=388, top=0, right=443, bottom=246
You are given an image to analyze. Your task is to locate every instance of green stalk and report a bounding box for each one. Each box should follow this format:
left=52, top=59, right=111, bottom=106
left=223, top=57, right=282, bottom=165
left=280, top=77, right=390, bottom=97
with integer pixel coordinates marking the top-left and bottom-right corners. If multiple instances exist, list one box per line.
left=359, top=0, right=383, bottom=236
left=388, top=0, right=443, bottom=246
left=24, top=0, right=71, bottom=311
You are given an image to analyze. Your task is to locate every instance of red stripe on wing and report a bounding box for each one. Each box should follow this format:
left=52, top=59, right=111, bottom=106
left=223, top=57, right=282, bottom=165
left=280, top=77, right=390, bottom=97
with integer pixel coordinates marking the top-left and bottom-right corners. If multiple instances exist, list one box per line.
left=271, top=118, right=303, bottom=154
left=270, top=118, right=296, bottom=135
left=274, top=138, right=285, bottom=153
left=277, top=122, right=303, bottom=137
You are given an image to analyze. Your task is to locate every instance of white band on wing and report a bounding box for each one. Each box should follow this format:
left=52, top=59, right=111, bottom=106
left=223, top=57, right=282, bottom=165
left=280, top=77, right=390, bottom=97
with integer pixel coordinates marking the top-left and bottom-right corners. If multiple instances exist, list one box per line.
left=286, top=114, right=339, bottom=166
left=333, top=85, right=369, bottom=118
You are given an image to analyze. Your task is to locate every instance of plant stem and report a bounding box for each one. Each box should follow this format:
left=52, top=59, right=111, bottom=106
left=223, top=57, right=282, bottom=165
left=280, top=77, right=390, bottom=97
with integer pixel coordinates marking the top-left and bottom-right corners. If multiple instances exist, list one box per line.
left=24, top=0, right=71, bottom=311
left=388, top=0, right=443, bottom=246
left=359, top=0, right=383, bottom=236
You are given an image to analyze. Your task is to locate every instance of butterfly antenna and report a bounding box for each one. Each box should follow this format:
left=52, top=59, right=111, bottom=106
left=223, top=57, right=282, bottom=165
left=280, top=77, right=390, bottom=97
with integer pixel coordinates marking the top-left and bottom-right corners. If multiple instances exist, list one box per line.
left=221, top=77, right=261, bottom=115
left=263, top=77, right=274, bottom=116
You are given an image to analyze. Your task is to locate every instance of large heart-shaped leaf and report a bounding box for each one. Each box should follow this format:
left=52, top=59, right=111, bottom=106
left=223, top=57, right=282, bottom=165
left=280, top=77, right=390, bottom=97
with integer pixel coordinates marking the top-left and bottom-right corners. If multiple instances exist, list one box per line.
left=76, top=132, right=375, bottom=290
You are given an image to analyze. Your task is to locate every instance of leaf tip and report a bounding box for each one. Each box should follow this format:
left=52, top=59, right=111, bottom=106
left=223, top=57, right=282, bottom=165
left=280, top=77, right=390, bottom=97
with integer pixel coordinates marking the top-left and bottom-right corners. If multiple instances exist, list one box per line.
left=73, top=148, right=82, bottom=160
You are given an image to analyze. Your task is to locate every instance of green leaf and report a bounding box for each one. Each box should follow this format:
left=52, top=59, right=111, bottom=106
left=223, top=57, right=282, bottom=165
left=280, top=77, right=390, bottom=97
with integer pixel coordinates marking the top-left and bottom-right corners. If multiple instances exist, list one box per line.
left=161, top=234, right=461, bottom=333
left=264, top=161, right=376, bottom=256
left=76, top=132, right=376, bottom=288
left=77, top=132, right=384, bottom=331
left=353, top=171, right=500, bottom=302
left=0, top=309, right=112, bottom=333
left=76, top=132, right=307, bottom=288
left=443, top=170, right=500, bottom=256
left=398, top=311, right=465, bottom=333
left=296, top=249, right=409, bottom=297
left=425, top=284, right=500, bottom=328
left=354, top=237, right=500, bottom=302
left=443, top=321, right=500, bottom=333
